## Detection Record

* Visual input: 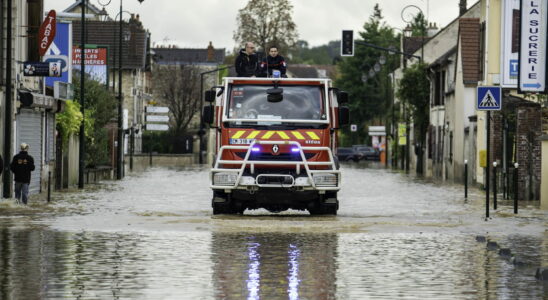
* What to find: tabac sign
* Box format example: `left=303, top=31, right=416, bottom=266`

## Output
left=518, top=0, right=548, bottom=93
left=39, top=10, right=56, bottom=57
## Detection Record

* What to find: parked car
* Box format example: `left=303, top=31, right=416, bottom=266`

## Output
left=353, top=145, right=380, bottom=161
left=336, top=147, right=363, bottom=162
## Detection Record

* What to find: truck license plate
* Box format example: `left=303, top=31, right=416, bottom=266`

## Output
left=229, top=138, right=255, bottom=145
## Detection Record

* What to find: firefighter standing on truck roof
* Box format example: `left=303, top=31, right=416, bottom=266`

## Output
left=235, top=42, right=259, bottom=77
left=259, top=45, right=287, bottom=78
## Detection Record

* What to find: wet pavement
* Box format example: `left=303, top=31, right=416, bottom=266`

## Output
left=0, top=162, right=547, bottom=299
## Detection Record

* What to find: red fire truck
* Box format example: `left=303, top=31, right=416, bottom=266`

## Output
left=202, top=77, right=349, bottom=215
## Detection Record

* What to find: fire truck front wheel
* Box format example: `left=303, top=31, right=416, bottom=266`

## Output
left=212, top=191, right=244, bottom=215
left=308, top=192, right=338, bottom=215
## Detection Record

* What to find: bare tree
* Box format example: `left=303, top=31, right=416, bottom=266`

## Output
left=233, top=0, right=298, bottom=54
left=153, top=64, right=201, bottom=135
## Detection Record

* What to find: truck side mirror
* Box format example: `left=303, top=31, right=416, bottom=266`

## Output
left=203, top=105, right=214, bottom=124
left=338, top=106, right=350, bottom=126
left=338, top=91, right=349, bottom=104
left=204, top=90, right=216, bottom=103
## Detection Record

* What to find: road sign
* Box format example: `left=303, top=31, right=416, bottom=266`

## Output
left=350, top=124, right=357, bottom=132
left=45, top=22, right=71, bottom=87
left=145, top=124, right=169, bottom=131
left=477, top=86, right=502, bottom=110
left=368, top=126, right=386, bottom=136
left=39, top=10, right=56, bottom=56
left=518, top=0, right=547, bottom=93
left=146, top=115, right=169, bottom=123
left=145, top=106, right=169, bottom=113
left=23, top=62, right=61, bottom=77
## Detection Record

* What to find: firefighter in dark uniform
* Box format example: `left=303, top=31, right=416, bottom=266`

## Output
left=235, top=42, right=259, bottom=77
left=259, top=45, right=287, bottom=78
left=10, top=143, right=35, bottom=205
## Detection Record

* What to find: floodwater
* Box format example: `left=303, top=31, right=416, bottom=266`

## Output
left=0, top=162, right=547, bottom=299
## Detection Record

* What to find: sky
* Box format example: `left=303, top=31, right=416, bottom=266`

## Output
left=44, top=0, right=475, bottom=52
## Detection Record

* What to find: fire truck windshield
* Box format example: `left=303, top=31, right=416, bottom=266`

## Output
left=227, top=85, right=326, bottom=123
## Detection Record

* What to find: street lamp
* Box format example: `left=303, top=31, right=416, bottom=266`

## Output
left=78, top=0, right=87, bottom=189
left=400, top=4, right=426, bottom=173
left=403, top=24, right=413, bottom=37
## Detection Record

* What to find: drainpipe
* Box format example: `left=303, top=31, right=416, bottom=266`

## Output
left=3, top=0, right=13, bottom=198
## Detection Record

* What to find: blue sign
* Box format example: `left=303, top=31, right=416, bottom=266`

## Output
left=45, top=22, right=72, bottom=87
left=477, top=86, right=501, bottom=111
left=509, top=59, right=518, bottom=77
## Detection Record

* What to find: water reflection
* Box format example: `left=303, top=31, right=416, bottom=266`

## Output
left=211, top=233, right=338, bottom=300
left=0, top=225, right=214, bottom=299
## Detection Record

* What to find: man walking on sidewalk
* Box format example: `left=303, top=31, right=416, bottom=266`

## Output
left=10, top=143, right=35, bottom=205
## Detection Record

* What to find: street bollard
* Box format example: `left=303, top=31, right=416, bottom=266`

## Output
left=514, top=162, right=519, bottom=214
left=493, top=162, right=497, bottom=210
left=47, top=171, right=51, bottom=203
left=464, top=160, right=468, bottom=199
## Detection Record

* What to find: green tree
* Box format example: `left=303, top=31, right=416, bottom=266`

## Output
left=233, top=0, right=298, bottom=54
left=397, top=62, right=430, bottom=174
left=410, top=11, right=428, bottom=37
left=290, top=40, right=341, bottom=65
left=335, top=4, right=400, bottom=145
left=72, top=73, right=117, bottom=167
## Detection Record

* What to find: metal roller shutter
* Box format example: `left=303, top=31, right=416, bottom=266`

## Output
left=16, top=110, right=43, bottom=195
left=46, top=113, right=55, bottom=162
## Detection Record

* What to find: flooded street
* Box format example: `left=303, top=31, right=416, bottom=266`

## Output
left=1, top=163, right=547, bottom=299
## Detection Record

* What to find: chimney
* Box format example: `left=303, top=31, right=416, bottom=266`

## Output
left=459, top=0, right=467, bottom=16
left=207, top=41, right=215, bottom=62
left=427, top=22, right=439, bottom=37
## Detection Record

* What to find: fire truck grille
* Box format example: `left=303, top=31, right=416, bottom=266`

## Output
left=235, top=152, right=316, bottom=161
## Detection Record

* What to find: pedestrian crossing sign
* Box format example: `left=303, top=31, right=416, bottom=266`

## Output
left=477, top=86, right=501, bottom=111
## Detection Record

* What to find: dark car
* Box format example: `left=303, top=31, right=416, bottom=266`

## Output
left=353, top=145, right=380, bottom=161
left=336, top=147, right=363, bottom=162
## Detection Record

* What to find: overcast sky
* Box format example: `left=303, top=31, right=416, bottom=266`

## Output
left=44, top=0, right=475, bottom=52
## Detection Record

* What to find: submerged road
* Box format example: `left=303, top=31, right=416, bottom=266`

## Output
left=0, top=162, right=547, bottom=299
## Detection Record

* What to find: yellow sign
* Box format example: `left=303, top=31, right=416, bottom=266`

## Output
left=398, top=123, right=406, bottom=146
left=479, top=150, right=487, bottom=168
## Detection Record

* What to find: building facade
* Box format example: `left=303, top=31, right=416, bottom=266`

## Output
left=2, top=0, right=66, bottom=198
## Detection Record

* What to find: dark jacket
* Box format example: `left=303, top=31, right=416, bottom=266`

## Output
left=235, top=49, right=259, bottom=77
left=259, top=55, right=287, bottom=77
left=10, top=151, right=35, bottom=184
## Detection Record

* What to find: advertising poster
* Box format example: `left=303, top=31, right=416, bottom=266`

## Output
left=398, top=123, right=407, bottom=146
left=72, top=46, right=108, bottom=84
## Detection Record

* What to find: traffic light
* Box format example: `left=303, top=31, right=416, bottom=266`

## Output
left=341, top=30, right=354, bottom=56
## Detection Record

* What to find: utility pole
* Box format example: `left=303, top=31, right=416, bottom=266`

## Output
left=78, top=0, right=87, bottom=189
left=117, top=0, right=124, bottom=179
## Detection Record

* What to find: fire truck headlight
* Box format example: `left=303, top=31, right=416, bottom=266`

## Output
left=213, top=172, right=238, bottom=185
left=313, top=174, right=338, bottom=186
